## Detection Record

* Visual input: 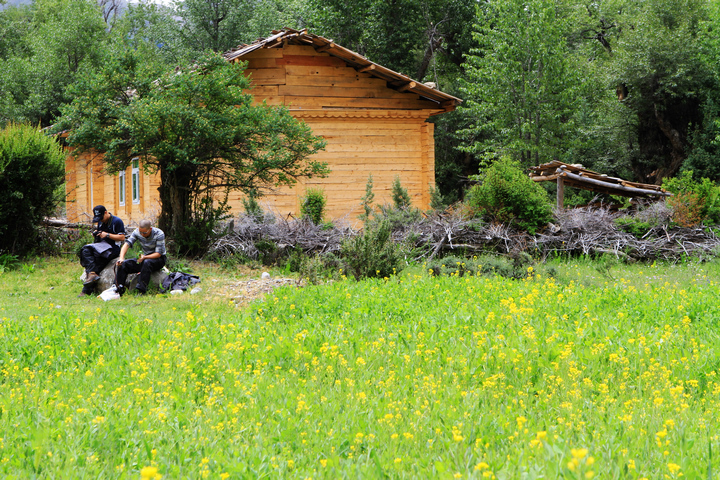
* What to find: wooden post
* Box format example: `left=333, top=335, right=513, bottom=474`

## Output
left=557, top=176, right=564, bottom=210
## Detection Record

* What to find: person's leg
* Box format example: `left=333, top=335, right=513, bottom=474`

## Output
left=94, top=255, right=111, bottom=275
left=116, top=259, right=141, bottom=295
left=136, top=257, right=164, bottom=293
left=79, top=246, right=96, bottom=275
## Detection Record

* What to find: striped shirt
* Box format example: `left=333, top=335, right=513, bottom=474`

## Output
left=125, top=227, right=166, bottom=256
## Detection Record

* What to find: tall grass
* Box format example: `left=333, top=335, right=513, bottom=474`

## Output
left=1, top=257, right=719, bottom=478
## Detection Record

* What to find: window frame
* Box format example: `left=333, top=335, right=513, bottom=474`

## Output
left=132, top=157, right=140, bottom=204
left=118, top=170, right=126, bottom=206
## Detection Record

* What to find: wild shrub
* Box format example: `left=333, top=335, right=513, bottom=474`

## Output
left=359, top=175, right=375, bottom=222
left=391, top=176, right=412, bottom=209
left=427, top=255, right=481, bottom=277
left=0, top=252, right=20, bottom=273
left=429, top=185, right=446, bottom=211
left=465, top=157, right=553, bottom=234
left=614, top=217, right=654, bottom=238
left=0, top=123, right=66, bottom=256
left=341, top=220, right=404, bottom=279
left=242, top=189, right=264, bottom=222
left=663, top=171, right=720, bottom=226
left=300, top=188, right=327, bottom=224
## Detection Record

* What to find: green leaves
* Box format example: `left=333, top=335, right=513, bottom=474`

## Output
left=0, top=123, right=65, bottom=255
left=460, top=0, right=583, bottom=166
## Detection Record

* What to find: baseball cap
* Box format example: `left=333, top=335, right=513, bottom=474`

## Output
left=92, top=205, right=107, bottom=223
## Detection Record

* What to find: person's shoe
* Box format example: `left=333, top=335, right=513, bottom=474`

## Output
left=77, top=292, right=89, bottom=297
left=83, top=272, right=100, bottom=285
left=134, top=289, right=147, bottom=296
left=117, top=285, right=125, bottom=296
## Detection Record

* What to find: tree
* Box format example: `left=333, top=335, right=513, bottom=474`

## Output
left=55, top=52, right=328, bottom=254
left=0, top=123, right=66, bottom=256
left=0, top=0, right=108, bottom=126
left=459, top=0, right=584, bottom=166
left=609, top=0, right=716, bottom=183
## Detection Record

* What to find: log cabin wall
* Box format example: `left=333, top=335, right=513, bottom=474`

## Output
left=65, top=149, right=161, bottom=225
left=227, top=44, right=442, bottom=221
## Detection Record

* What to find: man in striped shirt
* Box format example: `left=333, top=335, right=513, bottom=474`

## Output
left=115, top=219, right=167, bottom=295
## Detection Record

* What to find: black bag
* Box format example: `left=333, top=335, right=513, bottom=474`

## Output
left=161, top=272, right=201, bottom=293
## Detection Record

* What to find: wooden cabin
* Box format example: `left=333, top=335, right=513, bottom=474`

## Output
left=65, top=28, right=461, bottom=225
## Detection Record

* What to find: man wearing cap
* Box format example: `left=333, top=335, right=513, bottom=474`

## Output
left=115, top=219, right=166, bottom=295
left=77, top=205, right=126, bottom=297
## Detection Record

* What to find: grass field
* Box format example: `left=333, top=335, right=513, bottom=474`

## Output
left=1, top=256, right=720, bottom=479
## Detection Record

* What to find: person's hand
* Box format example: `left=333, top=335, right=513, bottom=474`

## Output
left=116, top=258, right=124, bottom=266
left=138, top=254, right=145, bottom=263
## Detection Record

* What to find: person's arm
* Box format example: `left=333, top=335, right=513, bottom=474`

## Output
left=138, top=252, right=161, bottom=263
left=101, top=217, right=126, bottom=243
left=116, top=242, right=131, bottom=265
left=101, top=231, right=125, bottom=242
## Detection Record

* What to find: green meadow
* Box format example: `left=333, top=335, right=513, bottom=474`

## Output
left=1, top=257, right=720, bottom=479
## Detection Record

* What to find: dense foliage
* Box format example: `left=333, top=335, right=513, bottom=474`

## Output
left=0, top=123, right=65, bottom=256
left=300, top=188, right=328, bottom=225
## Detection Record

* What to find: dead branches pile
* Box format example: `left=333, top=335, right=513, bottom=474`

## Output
left=399, top=207, right=720, bottom=262
left=207, top=207, right=720, bottom=263
left=208, top=214, right=355, bottom=260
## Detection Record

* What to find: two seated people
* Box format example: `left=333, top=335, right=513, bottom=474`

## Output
left=79, top=205, right=166, bottom=297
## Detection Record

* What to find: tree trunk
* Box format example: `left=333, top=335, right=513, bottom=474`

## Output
left=158, top=163, right=193, bottom=241
left=652, top=104, right=686, bottom=184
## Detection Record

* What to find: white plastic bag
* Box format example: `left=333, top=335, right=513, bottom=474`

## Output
left=98, top=284, right=121, bottom=301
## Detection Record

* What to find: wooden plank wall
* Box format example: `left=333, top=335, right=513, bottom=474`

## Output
left=66, top=152, right=161, bottom=226
left=240, top=45, right=439, bottom=110
left=227, top=44, right=438, bottom=221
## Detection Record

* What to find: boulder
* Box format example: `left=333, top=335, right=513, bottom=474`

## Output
left=80, top=259, right=168, bottom=294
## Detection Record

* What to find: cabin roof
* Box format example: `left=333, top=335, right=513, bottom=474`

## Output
left=224, top=28, right=462, bottom=113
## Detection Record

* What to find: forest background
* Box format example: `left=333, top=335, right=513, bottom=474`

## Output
left=2, top=0, right=720, bottom=206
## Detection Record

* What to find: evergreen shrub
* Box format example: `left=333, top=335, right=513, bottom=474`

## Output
left=662, top=171, right=720, bottom=226
left=300, top=188, right=327, bottom=224
left=465, top=157, right=552, bottom=234
left=341, top=220, right=404, bottom=280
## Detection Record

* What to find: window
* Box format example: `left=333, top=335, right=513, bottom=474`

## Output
left=119, top=171, right=126, bottom=206
left=132, top=158, right=140, bottom=204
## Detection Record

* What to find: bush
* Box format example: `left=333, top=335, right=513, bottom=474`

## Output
left=391, top=176, right=412, bottom=209
left=300, top=188, right=327, bottom=224
left=427, top=255, right=481, bottom=277
left=299, top=253, right=346, bottom=285
left=614, top=217, right=653, bottom=238
left=465, top=157, right=553, bottom=234
left=242, top=189, right=264, bottom=222
left=0, top=123, right=66, bottom=256
left=359, top=175, right=375, bottom=222
left=662, top=170, right=720, bottom=226
left=341, top=220, right=404, bottom=280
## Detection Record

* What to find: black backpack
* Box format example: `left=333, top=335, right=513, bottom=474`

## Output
left=160, top=272, right=200, bottom=293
